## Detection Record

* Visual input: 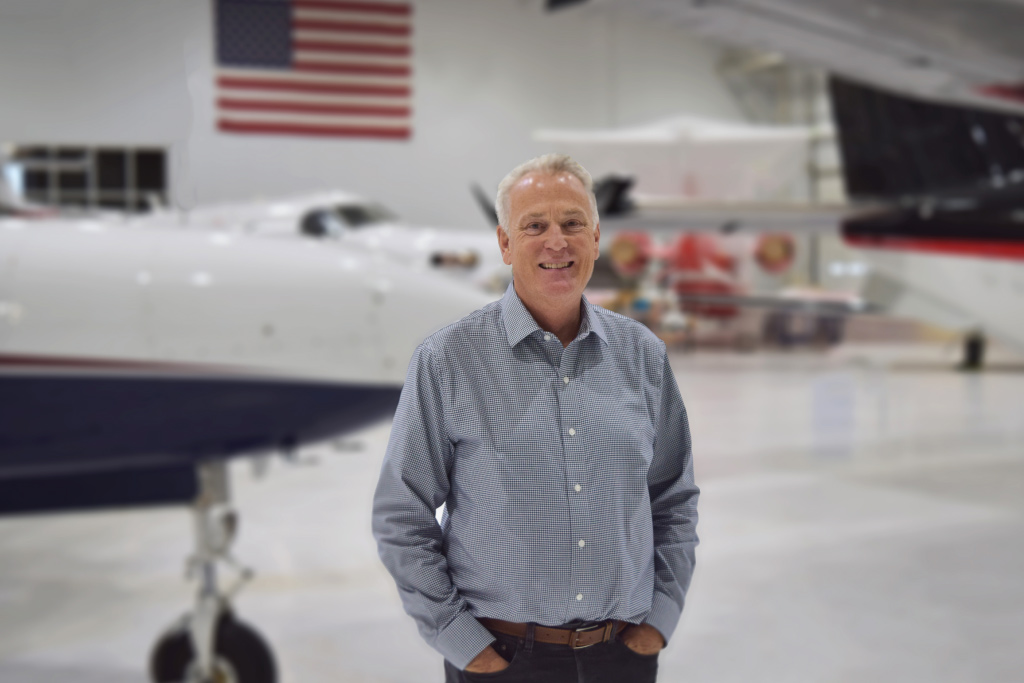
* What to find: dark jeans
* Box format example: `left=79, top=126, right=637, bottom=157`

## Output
left=444, top=628, right=659, bottom=683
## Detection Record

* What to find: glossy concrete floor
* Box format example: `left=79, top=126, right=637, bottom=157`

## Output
left=2, top=342, right=1023, bottom=683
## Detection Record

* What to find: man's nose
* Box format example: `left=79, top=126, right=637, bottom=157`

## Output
left=544, top=229, right=568, bottom=251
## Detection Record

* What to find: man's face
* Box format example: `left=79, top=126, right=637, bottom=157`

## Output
left=498, top=171, right=600, bottom=312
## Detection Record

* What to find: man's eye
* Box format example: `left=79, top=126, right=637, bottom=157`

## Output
left=565, top=220, right=583, bottom=230
left=525, top=223, right=544, bottom=233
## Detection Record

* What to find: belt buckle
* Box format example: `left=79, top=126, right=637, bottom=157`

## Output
left=568, top=622, right=604, bottom=649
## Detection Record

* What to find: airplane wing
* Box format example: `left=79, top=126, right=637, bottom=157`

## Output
left=601, top=198, right=854, bottom=235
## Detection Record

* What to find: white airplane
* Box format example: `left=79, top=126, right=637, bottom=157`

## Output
left=0, top=215, right=491, bottom=683
left=536, top=103, right=1024, bottom=367
left=136, top=191, right=512, bottom=295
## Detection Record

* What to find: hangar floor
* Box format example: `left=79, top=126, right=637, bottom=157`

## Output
left=1, top=342, right=1023, bottom=683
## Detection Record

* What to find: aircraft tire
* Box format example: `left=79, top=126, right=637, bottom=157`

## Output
left=149, top=610, right=277, bottom=683
left=961, top=332, right=986, bottom=371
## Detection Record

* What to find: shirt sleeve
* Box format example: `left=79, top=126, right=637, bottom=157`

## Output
left=643, top=344, right=700, bottom=643
left=371, top=342, right=496, bottom=670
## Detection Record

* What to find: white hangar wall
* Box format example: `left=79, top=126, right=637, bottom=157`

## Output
left=0, top=1, right=196, bottom=145
left=0, top=0, right=742, bottom=228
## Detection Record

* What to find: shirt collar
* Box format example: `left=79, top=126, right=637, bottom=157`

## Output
left=499, top=282, right=608, bottom=348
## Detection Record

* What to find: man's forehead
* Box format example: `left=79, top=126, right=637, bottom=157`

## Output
left=513, top=171, right=584, bottom=192
left=509, top=172, right=592, bottom=218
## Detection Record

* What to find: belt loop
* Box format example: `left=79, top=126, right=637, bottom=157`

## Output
left=609, top=621, right=622, bottom=641
left=524, top=623, right=535, bottom=654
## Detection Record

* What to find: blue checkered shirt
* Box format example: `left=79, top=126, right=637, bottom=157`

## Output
left=372, top=284, right=699, bottom=669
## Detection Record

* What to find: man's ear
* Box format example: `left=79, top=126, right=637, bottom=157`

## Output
left=593, top=223, right=601, bottom=259
left=497, top=226, right=513, bottom=266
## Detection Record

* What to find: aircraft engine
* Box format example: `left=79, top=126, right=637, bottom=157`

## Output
left=754, top=233, right=796, bottom=273
left=607, top=231, right=654, bottom=279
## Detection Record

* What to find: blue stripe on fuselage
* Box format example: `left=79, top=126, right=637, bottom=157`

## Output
left=0, top=373, right=401, bottom=475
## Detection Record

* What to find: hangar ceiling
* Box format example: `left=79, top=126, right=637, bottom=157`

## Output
left=572, top=0, right=1024, bottom=113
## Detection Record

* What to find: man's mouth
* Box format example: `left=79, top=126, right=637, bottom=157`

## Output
left=539, top=261, right=573, bottom=270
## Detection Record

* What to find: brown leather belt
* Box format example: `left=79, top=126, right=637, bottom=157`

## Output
left=479, top=618, right=626, bottom=649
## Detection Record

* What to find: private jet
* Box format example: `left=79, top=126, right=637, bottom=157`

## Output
left=0, top=215, right=491, bottom=683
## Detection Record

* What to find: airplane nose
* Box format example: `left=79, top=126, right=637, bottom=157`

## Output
left=370, top=267, right=493, bottom=380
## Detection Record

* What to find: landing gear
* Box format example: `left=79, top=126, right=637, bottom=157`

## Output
left=149, top=461, right=276, bottom=683
left=961, top=331, right=986, bottom=371
left=150, top=610, right=275, bottom=683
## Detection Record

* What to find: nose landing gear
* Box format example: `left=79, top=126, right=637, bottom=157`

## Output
left=149, top=461, right=277, bottom=683
left=150, top=609, right=275, bottom=683
left=960, top=331, right=986, bottom=371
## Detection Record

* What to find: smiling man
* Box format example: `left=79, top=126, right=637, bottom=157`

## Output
left=372, top=154, right=699, bottom=682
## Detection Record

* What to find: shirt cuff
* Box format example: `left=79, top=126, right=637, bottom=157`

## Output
left=434, top=611, right=497, bottom=670
left=644, top=590, right=683, bottom=644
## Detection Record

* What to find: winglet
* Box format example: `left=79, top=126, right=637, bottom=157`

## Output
left=470, top=183, right=499, bottom=229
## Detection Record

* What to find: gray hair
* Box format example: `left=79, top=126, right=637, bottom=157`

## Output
left=495, top=153, right=599, bottom=233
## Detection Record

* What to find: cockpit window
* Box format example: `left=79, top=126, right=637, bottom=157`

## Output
left=300, top=210, right=345, bottom=238
left=299, top=203, right=398, bottom=238
left=336, top=203, right=397, bottom=227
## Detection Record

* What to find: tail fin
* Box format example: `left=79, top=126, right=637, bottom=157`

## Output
left=829, top=77, right=1024, bottom=201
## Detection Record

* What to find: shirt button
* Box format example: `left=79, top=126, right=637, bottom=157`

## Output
left=544, top=334, right=551, bottom=341
left=568, top=428, right=576, bottom=436
left=578, top=540, right=586, bottom=548
left=576, top=593, right=583, bottom=601
left=563, top=376, right=570, bottom=384
left=574, top=484, right=581, bottom=492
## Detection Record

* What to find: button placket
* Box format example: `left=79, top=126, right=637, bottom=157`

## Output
left=560, top=341, right=590, bottom=620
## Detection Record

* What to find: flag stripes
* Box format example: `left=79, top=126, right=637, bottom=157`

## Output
left=215, top=0, right=412, bottom=139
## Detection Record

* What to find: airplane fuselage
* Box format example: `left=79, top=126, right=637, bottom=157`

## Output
left=0, top=217, right=489, bottom=478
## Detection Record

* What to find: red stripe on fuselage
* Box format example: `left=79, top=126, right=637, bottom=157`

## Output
left=844, top=234, right=1024, bottom=261
left=977, top=83, right=1024, bottom=106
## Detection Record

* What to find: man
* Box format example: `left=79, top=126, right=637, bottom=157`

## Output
left=372, top=154, right=699, bottom=682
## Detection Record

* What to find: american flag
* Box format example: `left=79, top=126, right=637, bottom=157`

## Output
left=215, top=0, right=412, bottom=140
